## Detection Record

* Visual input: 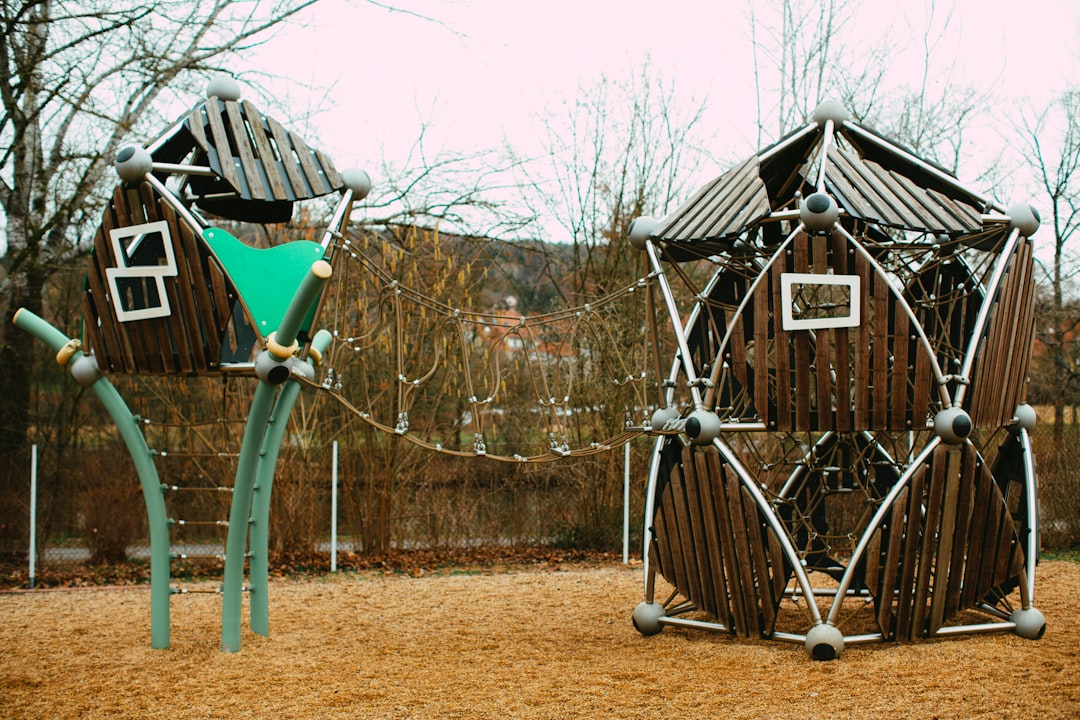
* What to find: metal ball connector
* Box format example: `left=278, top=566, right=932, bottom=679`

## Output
left=115, top=146, right=153, bottom=184
left=805, top=623, right=844, bottom=660
left=254, top=351, right=291, bottom=386
left=206, top=73, right=242, bottom=101
left=628, top=216, right=659, bottom=250
left=685, top=408, right=721, bottom=445
left=69, top=354, right=101, bottom=388
left=650, top=406, right=681, bottom=432
left=340, top=168, right=373, bottom=200
left=1010, top=607, right=1046, bottom=640
left=1012, top=403, right=1037, bottom=433
left=632, top=601, right=666, bottom=636
left=800, top=192, right=839, bottom=233
left=933, top=407, right=972, bottom=445
left=1007, top=202, right=1041, bottom=237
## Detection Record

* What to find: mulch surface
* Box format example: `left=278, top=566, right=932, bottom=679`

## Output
left=1, top=559, right=1077, bottom=719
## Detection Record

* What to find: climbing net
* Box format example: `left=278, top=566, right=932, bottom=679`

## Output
left=309, top=227, right=665, bottom=462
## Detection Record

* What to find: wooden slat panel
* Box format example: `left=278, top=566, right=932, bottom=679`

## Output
left=854, top=251, right=872, bottom=428
left=812, top=235, right=834, bottom=431
left=891, top=299, right=910, bottom=429
left=876, top=486, right=909, bottom=636
left=742, top=485, right=776, bottom=634
left=753, top=274, right=771, bottom=428
left=912, top=336, right=933, bottom=429
left=913, top=449, right=947, bottom=636
left=724, top=462, right=759, bottom=638
left=668, top=461, right=700, bottom=608
left=832, top=232, right=853, bottom=431
left=225, top=100, right=268, bottom=200
left=242, top=100, right=289, bottom=200
left=894, top=464, right=925, bottom=640
left=959, top=451, right=993, bottom=608
left=929, top=446, right=963, bottom=632
left=792, top=235, right=812, bottom=429
left=291, top=127, right=331, bottom=195
left=697, top=450, right=733, bottom=626
left=728, top=311, right=749, bottom=403
left=266, top=116, right=312, bottom=198
left=871, top=269, right=890, bottom=427
left=943, top=443, right=976, bottom=616
left=204, top=97, right=242, bottom=193
left=682, top=451, right=716, bottom=616
left=773, top=260, right=792, bottom=432
left=712, top=458, right=749, bottom=635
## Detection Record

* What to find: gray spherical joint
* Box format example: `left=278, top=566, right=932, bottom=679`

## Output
left=650, top=406, right=680, bottom=432
left=1007, top=202, right=1041, bottom=237
left=1012, top=403, right=1037, bottom=432
left=69, top=354, right=101, bottom=388
left=933, top=407, right=972, bottom=445
left=341, top=168, right=373, bottom=199
left=206, top=73, right=242, bottom=101
left=254, top=351, right=292, bottom=386
left=805, top=623, right=844, bottom=661
left=800, top=192, right=839, bottom=233
left=115, top=146, right=153, bottom=184
left=685, top=408, right=721, bottom=445
left=628, top=216, right=659, bottom=250
left=1010, top=607, right=1046, bottom=640
left=632, top=601, right=666, bottom=636
left=812, top=99, right=850, bottom=125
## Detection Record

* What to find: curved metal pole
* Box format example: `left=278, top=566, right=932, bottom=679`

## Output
left=13, top=309, right=172, bottom=649
left=640, top=435, right=668, bottom=600
left=221, top=261, right=333, bottom=653
left=1019, top=427, right=1039, bottom=606
left=711, top=437, right=825, bottom=627
left=644, top=240, right=704, bottom=407
left=825, top=437, right=942, bottom=626
left=248, top=330, right=333, bottom=636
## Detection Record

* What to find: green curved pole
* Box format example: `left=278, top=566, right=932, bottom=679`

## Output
left=13, top=309, right=172, bottom=648
left=249, top=330, right=333, bottom=636
left=221, top=261, right=332, bottom=652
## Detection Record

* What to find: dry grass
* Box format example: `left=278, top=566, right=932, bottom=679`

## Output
left=1, top=560, right=1078, bottom=719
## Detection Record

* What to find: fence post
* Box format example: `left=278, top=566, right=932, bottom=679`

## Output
left=623, top=441, right=630, bottom=564
left=331, top=440, right=338, bottom=572
left=29, top=444, right=37, bottom=589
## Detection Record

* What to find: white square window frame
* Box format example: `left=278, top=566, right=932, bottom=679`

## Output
left=780, top=272, right=861, bottom=331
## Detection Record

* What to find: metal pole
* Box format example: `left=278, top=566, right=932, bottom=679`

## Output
left=29, top=444, right=37, bottom=589
left=622, top=442, right=630, bottom=564
left=331, top=440, right=338, bottom=572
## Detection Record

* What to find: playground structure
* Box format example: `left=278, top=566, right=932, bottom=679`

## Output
left=15, top=75, right=371, bottom=652
left=629, top=100, right=1045, bottom=658
left=13, top=75, right=1047, bottom=661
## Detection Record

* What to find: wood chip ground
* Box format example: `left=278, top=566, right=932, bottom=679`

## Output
left=1, top=560, right=1077, bottom=718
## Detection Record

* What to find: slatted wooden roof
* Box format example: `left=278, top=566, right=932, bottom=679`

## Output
left=150, top=95, right=343, bottom=223
left=652, top=115, right=994, bottom=255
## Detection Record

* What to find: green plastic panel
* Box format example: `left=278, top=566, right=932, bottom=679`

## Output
left=203, top=228, right=325, bottom=338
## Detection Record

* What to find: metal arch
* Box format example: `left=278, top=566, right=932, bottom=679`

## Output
left=825, top=437, right=942, bottom=626
left=711, top=436, right=826, bottom=627
left=833, top=223, right=953, bottom=409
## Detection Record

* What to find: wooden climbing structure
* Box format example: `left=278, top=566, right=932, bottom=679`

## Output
left=631, top=100, right=1045, bottom=659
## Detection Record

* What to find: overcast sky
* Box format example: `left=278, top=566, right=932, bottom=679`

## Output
left=249, top=0, right=1079, bottom=184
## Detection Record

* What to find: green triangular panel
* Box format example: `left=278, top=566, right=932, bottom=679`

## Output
left=202, top=228, right=325, bottom=338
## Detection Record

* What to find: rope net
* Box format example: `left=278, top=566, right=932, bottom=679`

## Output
left=312, top=227, right=664, bottom=462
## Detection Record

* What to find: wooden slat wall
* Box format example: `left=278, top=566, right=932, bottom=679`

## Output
left=866, top=443, right=1023, bottom=640
left=82, top=181, right=236, bottom=375
left=650, top=446, right=790, bottom=638
left=968, top=238, right=1036, bottom=428
left=729, top=232, right=934, bottom=431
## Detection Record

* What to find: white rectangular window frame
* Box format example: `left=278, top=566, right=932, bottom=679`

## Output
left=780, top=272, right=861, bottom=331
left=105, top=220, right=179, bottom=322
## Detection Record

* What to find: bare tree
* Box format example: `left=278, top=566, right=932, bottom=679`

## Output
left=1020, top=89, right=1080, bottom=445
left=0, top=0, right=324, bottom=462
